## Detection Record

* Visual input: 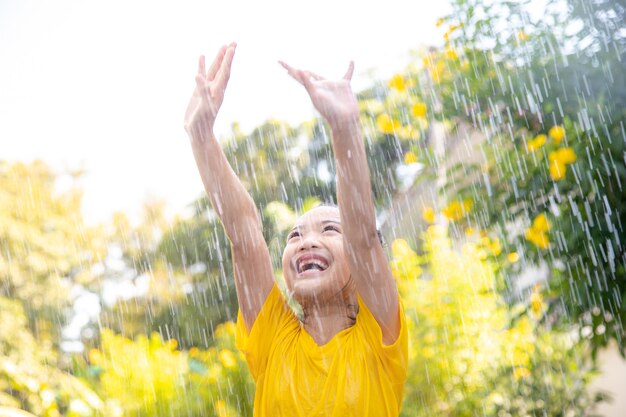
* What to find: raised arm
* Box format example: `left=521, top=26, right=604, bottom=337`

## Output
left=279, top=61, right=400, bottom=343
left=185, top=44, right=274, bottom=331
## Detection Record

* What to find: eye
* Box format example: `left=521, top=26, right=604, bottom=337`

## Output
left=323, top=225, right=341, bottom=233
left=287, top=230, right=300, bottom=240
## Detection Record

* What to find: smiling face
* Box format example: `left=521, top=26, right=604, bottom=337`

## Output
left=281, top=206, right=354, bottom=307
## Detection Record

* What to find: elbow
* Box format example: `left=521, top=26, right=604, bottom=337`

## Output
left=347, top=227, right=383, bottom=251
left=229, top=214, right=264, bottom=249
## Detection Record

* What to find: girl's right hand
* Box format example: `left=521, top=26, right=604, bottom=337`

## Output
left=184, top=43, right=236, bottom=140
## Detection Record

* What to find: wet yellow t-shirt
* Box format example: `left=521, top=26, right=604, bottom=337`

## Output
left=236, top=284, right=408, bottom=417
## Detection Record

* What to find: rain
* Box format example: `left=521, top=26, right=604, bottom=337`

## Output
left=0, top=0, right=624, bottom=416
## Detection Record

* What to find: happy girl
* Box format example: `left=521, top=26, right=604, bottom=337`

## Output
left=184, top=43, right=408, bottom=417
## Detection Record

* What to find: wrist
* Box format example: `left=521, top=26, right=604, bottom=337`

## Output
left=329, top=113, right=360, bottom=135
left=187, top=124, right=216, bottom=145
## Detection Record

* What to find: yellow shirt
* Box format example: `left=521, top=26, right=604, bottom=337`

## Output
left=236, top=284, right=408, bottom=417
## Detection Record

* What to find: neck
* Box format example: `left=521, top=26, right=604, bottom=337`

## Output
left=301, top=295, right=358, bottom=346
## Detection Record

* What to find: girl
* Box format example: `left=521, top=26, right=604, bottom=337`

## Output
left=184, top=43, right=408, bottom=417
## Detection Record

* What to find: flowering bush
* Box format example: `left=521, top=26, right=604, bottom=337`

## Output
left=392, top=225, right=599, bottom=416
left=79, top=322, right=253, bottom=417
left=427, top=0, right=625, bottom=354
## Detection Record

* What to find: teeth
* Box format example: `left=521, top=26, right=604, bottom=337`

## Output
left=297, top=258, right=328, bottom=273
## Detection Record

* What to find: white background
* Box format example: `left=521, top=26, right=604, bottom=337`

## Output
left=0, top=0, right=449, bottom=225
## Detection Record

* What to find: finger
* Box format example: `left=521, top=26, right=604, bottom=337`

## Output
left=305, top=70, right=324, bottom=81
left=198, top=55, right=206, bottom=76
left=279, top=61, right=307, bottom=85
left=278, top=60, right=295, bottom=72
left=214, top=43, right=236, bottom=90
left=281, top=61, right=324, bottom=82
left=207, top=45, right=228, bottom=80
left=301, top=72, right=316, bottom=91
left=195, top=73, right=207, bottom=93
left=343, top=61, right=355, bottom=80
left=278, top=61, right=299, bottom=79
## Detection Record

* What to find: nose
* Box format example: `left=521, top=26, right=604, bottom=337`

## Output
left=297, top=232, right=321, bottom=251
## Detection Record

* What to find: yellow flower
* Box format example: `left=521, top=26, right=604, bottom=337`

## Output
left=517, top=31, right=529, bottom=42
left=548, top=147, right=576, bottom=181
left=398, top=125, right=420, bottom=141
left=219, top=349, right=237, bottom=369
left=388, top=74, right=406, bottom=92
left=391, top=239, right=415, bottom=259
left=376, top=113, right=400, bottom=134
left=214, top=400, right=230, bottom=417
left=513, top=366, right=531, bottom=380
left=207, top=363, right=221, bottom=383
left=556, top=147, right=576, bottom=164
left=532, top=213, right=550, bottom=233
left=525, top=228, right=549, bottom=249
left=390, top=239, right=422, bottom=281
left=507, top=252, right=519, bottom=263
left=527, top=134, right=546, bottom=152
left=549, top=160, right=566, bottom=180
left=166, top=338, right=178, bottom=350
left=88, top=349, right=103, bottom=365
left=214, top=321, right=236, bottom=340
left=526, top=214, right=551, bottom=249
left=223, top=321, right=236, bottom=335
left=442, top=199, right=472, bottom=221
left=465, top=227, right=475, bottom=236
left=422, top=54, right=434, bottom=69
left=411, top=102, right=427, bottom=119
left=549, top=125, right=565, bottom=144
left=516, top=316, right=533, bottom=336
left=188, top=347, right=200, bottom=357
left=445, top=47, right=458, bottom=60
left=435, top=17, right=445, bottom=27
left=404, top=151, right=418, bottom=165
left=529, top=287, right=544, bottom=317
left=422, top=346, right=435, bottom=358
left=422, top=206, right=436, bottom=224
left=489, top=238, right=502, bottom=256
left=430, top=61, right=447, bottom=83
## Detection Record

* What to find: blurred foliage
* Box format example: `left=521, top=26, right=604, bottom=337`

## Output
left=1, top=147, right=607, bottom=416
left=0, top=297, right=105, bottom=417
left=0, top=160, right=105, bottom=340
left=223, top=120, right=333, bottom=208
left=76, top=322, right=253, bottom=417
left=393, top=224, right=602, bottom=416
left=0, top=161, right=107, bottom=416
left=152, top=205, right=239, bottom=348
left=411, top=0, right=626, bottom=355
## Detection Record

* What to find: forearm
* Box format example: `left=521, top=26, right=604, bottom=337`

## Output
left=330, top=118, right=379, bottom=246
left=189, top=131, right=263, bottom=248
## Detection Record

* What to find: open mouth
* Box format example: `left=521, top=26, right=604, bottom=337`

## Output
left=296, top=255, right=329, bottom=274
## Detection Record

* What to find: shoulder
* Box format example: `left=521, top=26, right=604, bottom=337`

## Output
left=235, top=283, right=299, bottom=380
left=237, top=283, right=295, bottom=343
left=355, top=294, right=408, bottom=357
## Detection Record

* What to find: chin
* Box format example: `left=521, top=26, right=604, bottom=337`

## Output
left=288, top=276, right=344, bottom=306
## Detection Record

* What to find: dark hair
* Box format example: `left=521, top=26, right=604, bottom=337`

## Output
left=310, top=203, right=384, bottom=246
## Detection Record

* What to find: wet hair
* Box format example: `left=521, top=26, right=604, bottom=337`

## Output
left=307, top=203, right=385, bottom=246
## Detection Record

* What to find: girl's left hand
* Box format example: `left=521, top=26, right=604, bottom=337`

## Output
left=279, top=61, right=359, bottom=130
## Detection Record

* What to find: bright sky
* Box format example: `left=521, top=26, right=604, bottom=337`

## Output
left=0, top=0, right=449, bottom=226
